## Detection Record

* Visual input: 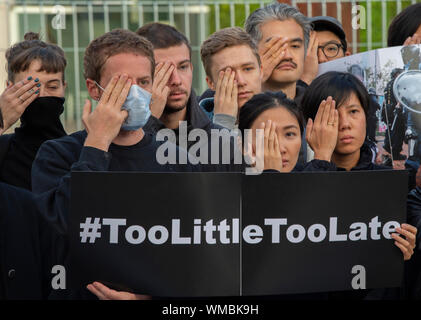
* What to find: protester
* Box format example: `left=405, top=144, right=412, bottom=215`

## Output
left=310, top=16, right=350, bottom=64
left=238, top=91, right=304, bottom=173
left=31, top=29, right=198, bottom=299
left=136, top=24, right=219, bottom=142
left=198, top=27, right=262, bottom=130
left=387, top=3, right=421, bottom=47
left=0, top=32, right=67, bottom=190
left=244, top=2, right=311, bottom=104
left=136, top=23, right=240, bottom=171
left=301, top=71, right=418, bottom=299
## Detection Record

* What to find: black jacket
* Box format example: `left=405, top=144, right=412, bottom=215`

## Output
left=145, top=90, right=242, bottom=172
left=0, top=182, right=57, bottom=299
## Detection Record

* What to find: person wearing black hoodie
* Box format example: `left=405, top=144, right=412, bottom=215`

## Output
left=301, top=71, right=419, bottom=299
left=0, top=32, right=67, bottom=190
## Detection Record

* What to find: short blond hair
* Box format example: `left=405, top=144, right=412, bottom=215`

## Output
left=200, top=27, right=261, bottom=81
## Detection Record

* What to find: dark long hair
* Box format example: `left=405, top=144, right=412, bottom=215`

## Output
left=239, top=91, right=304, bottom=135
left=301, top=71, right=370, bottom=122
left=387, top=3, right=421, bottom=47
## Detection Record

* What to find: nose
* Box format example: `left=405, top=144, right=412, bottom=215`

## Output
left=283, top=45, right=293, bottom=60
left=317, top=48, right=328, bottom=63
left=338, top=113, right=351, bottom=131
left=235, top=71, right=246, bottom=87
left=169, top=67, right=181, bottom=86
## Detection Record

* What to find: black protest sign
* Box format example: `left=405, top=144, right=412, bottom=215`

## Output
left=69, top=171, right=407, bottom=297
left=242, top=170, right=407, bottom=295
left=69, top=172, right=241, bottom=297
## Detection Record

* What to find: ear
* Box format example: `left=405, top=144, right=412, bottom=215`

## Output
left=63, top=80, right=67, bottom=91
left=345, top=51, right=351, bottom=56
left=86, top=78, right=101, bottom=101
left=205, top=76, right=215, bottom=91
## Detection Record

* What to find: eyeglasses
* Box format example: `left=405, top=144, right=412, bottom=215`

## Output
left=318, top=42, right=344, bottom=59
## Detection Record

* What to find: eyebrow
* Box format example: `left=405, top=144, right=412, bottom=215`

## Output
left=136, top=76, right=152, bottom=82
left=217, top=62, right=257, bottom=74
left=289, top=38, right=303, bottom=44
left=46, top=79, right=61, bottom=84
left=282, top=125, right=299, bottom=130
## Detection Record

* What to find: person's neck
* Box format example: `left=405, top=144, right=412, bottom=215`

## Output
left=262, top=81, right=296, bottom=100
left=160, top=107, right=187, bottom=130
left=331, top=149, right=361, bottom=171
left=112, top=128, right=145, bottom=146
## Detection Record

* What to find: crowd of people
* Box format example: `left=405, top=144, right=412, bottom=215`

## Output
left=1, top=1, right=421, bottom=300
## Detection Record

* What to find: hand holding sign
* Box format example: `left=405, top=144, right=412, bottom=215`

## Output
left=87, top=281, right=150, bottom=300
left=392, top=223, right=417, bottom=260
left=306, top=96, right=338, bottom=162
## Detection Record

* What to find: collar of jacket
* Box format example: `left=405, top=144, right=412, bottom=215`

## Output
left=185, top=89, right=213, bottom=130
left=337, top=141, right=386, bottom=171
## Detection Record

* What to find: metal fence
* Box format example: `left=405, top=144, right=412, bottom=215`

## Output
left=2, top=0, right=419, bottom=132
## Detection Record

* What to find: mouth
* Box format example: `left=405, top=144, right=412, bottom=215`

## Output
left=282, top=160, right=289, bottom=167
left=238, top=91, right=252, bottom=99
left=275, top=62, right=296, bottom=70
left=340, top=135, right=354, bottom=143
left=169, top=91, right=186, bottom=99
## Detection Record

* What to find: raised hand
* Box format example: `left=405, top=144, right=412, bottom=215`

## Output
left=301, top=31, right=319, bottom=85
left=214, top=68, right=238, bottom=118
left=403, top=34, right=421, bottom=46
left=0, top=77, right=40, bottom=134
left=259, top=36, right=289, bottom=83
left=83, top=74, right=131, bottom=151
left=263, top=120, right=282, bottom=172
left=150, top=62, right=174, bottom=118
left=306, top=96, right=339, bottom=161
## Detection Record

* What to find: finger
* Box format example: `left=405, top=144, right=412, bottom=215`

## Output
left=220, top=69, right=231, bottom=100
left=155, top=63, right=173, bottom=89
left=14, top=79, right=39, bottom=98
left=314, top=100, right=326, bottom=126
left=269, top=43, right=288, bottom=67
left=403, top=36, right=412, bottom=46
left=154, top=62, right=164, bottom=74
left=20, top=89, right=40, bottom=109
left=396, top=226, right=416, bottom=241
left=120, top=109, right=129, bottom=122
left=108, top=74, right=129, bottom=107
left=264, top=120, right=271, bottom=153
left=8, top=77, right=32, bottom=94
left=226, top=70, right=235, bottom=101
left=261, top=36, right=280, bottom=55
left=269, top=121, right=277, bottom=153
left=328, top=99, right=336, bottom=126
left=82, top=99, right=92, bottom=118
left=215, top=71, right=224, bottom=98
left=401, top=223, right=418, bottom=235
left=232, top=79, right=238, bottom=102
left=87, top=283, right=108, bottom=300
left=158, top=65, right=174, bottom=90
left=265, top=37, right=288, bottom=61
left=274, top=132, right=281, bottom=160
left=101, top=75, right=119, bottom=104
left=333, top=108, right=338, bottom=127
left=320, top=96, right=332, bottom=125
left=115, top=78, right=132, bottom=110
left=306, top=118, right=313, bottom=142
left=17, top=85, right=40, bottom=104
left=391, top=233, right=410, bottom=248
left=394, top=241, right=410, bottom=260
left=93, top=282, right=126, bottom=300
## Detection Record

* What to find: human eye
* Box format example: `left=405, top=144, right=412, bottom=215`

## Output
left=285, top=131, right=297, bottom=138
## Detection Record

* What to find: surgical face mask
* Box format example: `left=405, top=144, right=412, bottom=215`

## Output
left=95, top=81, right=152, bottom=131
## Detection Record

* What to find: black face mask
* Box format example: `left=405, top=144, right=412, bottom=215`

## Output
left=20, top=96, right=65, bottom=129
